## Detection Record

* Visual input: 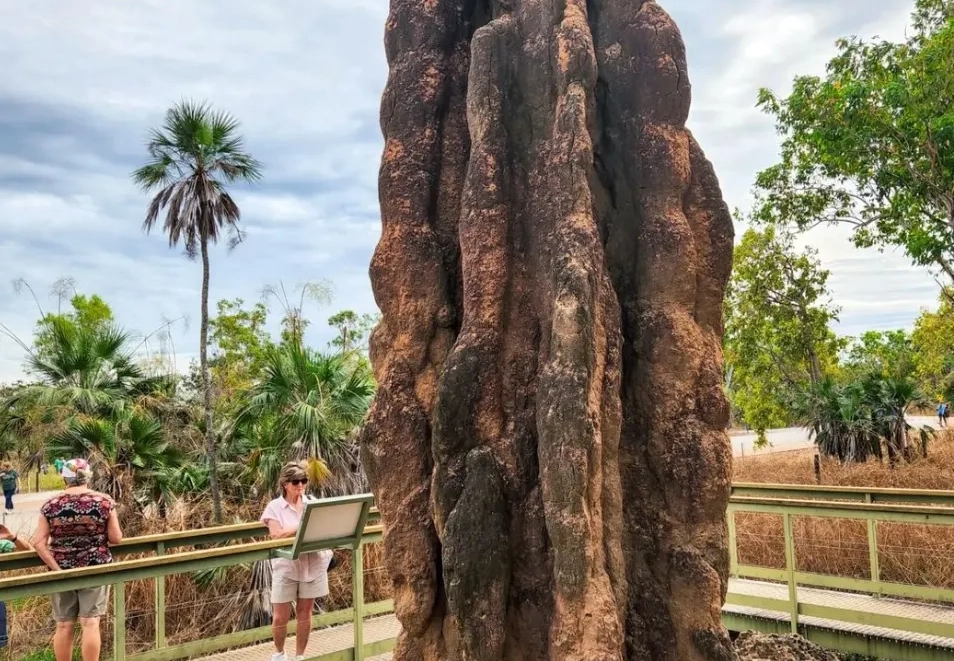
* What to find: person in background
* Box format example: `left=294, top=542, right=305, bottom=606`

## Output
left=944, top=402, right=950, bottom=428
left=0, top=462, right=19, bottom=512
left=32, top=459, right=123, bottom=661
left=0, top=523, right=31, bottom=650
left=940, top=402, right=949, bottom=428
left=261, top=462, right=333, bottom=661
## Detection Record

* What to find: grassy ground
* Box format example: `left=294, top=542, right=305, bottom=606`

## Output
left=16, top=470, right=63, bottom=493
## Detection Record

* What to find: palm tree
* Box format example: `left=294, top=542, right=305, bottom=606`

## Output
left=133, top=100, right=262, bottom=523
left=794, top=378, right=881, bottom=463
left=234, top=343, right=374, bottom=497
left=863, top=375, right=934, bottom=462
left=49, top=411, right=183, bottom=506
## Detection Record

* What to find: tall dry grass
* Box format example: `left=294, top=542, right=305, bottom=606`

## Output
left=1, top=496, right=392, bottom=660
left=733, top=429, right=954, bottom=591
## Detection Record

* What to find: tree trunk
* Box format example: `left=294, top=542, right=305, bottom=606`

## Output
left=361, top=1, right=734, bottom=660
left=807, top=347, right=822, bottom=385
left=200, top=237, right=223, bottom=524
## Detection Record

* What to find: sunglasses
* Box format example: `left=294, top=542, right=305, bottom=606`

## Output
left=288, top=478, right=308, bottom=486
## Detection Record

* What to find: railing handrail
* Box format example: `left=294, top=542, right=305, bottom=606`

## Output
left=728, top=489, right=954, bottom=644
left=0, top=523, right=384, bottom=599
left=0, top=507, right=382, bottom=571
left=731, top=482, right=954, bottom=505
left=729, top=495, right=954, bottom=520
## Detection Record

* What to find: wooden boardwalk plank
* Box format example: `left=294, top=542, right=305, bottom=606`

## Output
left=726, top=578, right=954, bottom=648
left=195, top=614, right=399, bottom=660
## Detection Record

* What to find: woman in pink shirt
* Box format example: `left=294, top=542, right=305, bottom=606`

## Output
left=260, top=462, right=333, bottom=661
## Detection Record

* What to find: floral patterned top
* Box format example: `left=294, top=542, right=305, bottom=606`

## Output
left=40, top=492, right=114, bottom=569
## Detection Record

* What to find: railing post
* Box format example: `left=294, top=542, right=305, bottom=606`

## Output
left=727, top=507, right=738, bottom=576
left=155, top=541, right=166, bottom=648
left=865, top=494, right=881, bottom=595
left=113, top=581, right=126, bottom=661
left=353, top=544, right=365, bottom=661
left=782, top=513, right=798, bottom=634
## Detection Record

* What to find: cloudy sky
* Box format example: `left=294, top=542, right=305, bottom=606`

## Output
left=0, top=0, right=940, bottom=382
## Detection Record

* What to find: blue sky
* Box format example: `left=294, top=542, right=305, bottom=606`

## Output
left=0, top=0, right=941, bottom=382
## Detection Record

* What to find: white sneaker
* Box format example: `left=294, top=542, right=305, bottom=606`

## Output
left=270, top=653, right=286, bottom=661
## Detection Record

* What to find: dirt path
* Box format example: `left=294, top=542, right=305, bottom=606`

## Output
left=2, top=490, right=57, bottom=539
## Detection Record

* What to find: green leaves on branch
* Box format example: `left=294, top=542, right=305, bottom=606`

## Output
left=753, top=0, right=954, bottom=286
left=724, top=226, right=843, bottom=441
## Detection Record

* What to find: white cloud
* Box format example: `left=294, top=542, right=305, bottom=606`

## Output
left=0, top=0, right=938, bottom=381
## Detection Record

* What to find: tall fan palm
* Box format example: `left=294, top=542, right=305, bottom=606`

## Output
left=3, top=318, right=170, bottom=429
left=133, top=100, right=262, bottom=523
left=49, top=411, right=182, bottom=506
left=234, top=343, right=374, bottom=496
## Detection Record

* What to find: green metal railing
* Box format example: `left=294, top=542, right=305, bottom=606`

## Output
left=9, top=484, right=954, bottom=660
left=731, top=482, right=954, bottom=507
left=727, top=485, right=954, bottom=658
left=0, top=510, right=391, bottom=661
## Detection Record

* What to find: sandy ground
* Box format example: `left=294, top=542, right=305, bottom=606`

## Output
left=731, top=416, right=942, bottom=457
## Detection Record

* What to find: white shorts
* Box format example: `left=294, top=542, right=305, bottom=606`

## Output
left=271, top=574, right=326, bottom=604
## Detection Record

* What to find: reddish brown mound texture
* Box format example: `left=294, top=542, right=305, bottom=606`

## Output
left=361, top=1, right=735, bottom=659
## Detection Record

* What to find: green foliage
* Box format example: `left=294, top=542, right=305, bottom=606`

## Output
left=725, top=226, right=843, bottom=440
left=842, top=330, right=916, bottom=381
left=911, top=290, right=954, bottom=400
left=753, top=0, right=954, bottom=286
left=132, top=100, right=263, bottom=255
left=328, top=310, right=379, bottom=353
left=210, top=298, right=271, bottom=370
left=795, top=374, right=934, bottom=462
left=233, top=341, right=374, bottom=497
left=206, top=298, right=274, bottom=414
left=1, top=307, right=185, bottom=506
left=33, top=294, right=113, bottom=361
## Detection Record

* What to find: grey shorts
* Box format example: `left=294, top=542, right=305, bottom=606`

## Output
left=51, top=587, right=110, bottom=621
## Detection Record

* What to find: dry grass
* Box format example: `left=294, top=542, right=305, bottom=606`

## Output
left=734, top=429, right=954, bottom=590
left=1, top=497, right=392, bottom=661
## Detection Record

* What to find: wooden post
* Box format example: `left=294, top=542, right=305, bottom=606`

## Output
left=727, top=509, right=738, bottom=576
left=813, top=454, right=821, bottom=485
left=113, top=581, right=126, bottom=661
left=782, top=513, right=798, bottom=634
left=353, top=544, right=365, bottom=661
left=865, top=494, right=881, bottom=596
left=155, top=541, right=166, bottom=648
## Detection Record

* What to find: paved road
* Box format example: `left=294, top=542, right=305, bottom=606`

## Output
left=732, top=416, right=943, bottom=457
left=1, top=490, right=56, bottom=539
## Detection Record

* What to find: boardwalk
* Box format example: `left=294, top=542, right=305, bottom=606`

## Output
left=190, top=578, right=954, bottom=660
left=196, top=614, right=399, bottom=661
left=725, top=578, right=954, bottom=650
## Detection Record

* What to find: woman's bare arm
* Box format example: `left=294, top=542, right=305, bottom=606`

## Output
left=31, top=516, right=60, bottom=571
left=106, top=509, right=123, bottom=545
left=0, top=524, right=31, bottom=551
